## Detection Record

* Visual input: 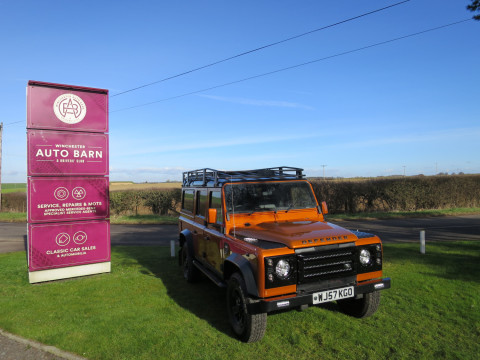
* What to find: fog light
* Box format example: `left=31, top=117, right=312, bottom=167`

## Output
left=359, top=249, right=371, bottom=266
left=376, top=258, right=382, bottom=265
left=376, top=244, right=381, bottom=252
left=268, top=273, right=274, bottom=282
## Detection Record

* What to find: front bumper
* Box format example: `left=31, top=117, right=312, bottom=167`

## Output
left=248, top=277, right=391, bottom=314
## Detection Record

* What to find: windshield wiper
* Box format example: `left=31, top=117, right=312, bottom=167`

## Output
left=248, top=205, right=277, bottom=215
left=285, top=202, right=297, bottom=213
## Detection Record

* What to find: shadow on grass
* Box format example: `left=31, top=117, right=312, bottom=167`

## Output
left=113, top=246, right=234, bottom=338
left=384, top=241, right=480, bottom=283
left=113, top=245, right=350, bottom=342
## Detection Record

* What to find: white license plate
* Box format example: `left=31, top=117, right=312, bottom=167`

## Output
left=312, top=286, right=354, bottom=304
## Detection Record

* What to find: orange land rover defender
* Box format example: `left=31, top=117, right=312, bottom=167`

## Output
left=178, top=167, right=390, bottom=342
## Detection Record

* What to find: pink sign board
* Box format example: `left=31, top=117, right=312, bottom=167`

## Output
left=28, top=177, right=109, bottom=223
left=28, top=220, right=111, bottom=271
left=27, top=80, right=110, bottom=283
left=27, top=129, right=108, bottom=176
left=27, top=81, right=108, bottom=133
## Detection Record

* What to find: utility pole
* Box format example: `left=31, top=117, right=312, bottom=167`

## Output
left=0, top=122, right=3, bottom=211
left=403, top=165, right=406, bottom=177
left=321, top=165, right=327, bottom=180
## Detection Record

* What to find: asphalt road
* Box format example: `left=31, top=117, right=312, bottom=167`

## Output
left=0, top=223, right=178, bottom=253
left=1, top=215, right=479, bottom=254
left=330, top=214, right=480, bottom=243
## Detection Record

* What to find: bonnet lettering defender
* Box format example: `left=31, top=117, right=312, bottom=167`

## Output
left=178, top=167, right=390, bottom=342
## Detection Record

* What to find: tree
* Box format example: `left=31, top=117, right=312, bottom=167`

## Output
left=468, top=0, right=480, bottom=20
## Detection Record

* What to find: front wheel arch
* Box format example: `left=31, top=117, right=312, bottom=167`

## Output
left=224, top=253, right=259, bottom=297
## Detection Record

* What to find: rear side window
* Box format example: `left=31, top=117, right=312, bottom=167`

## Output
left=210, top=191, right=223, bottom=223
left=182, top=190, right=195, bottom=212
left=196, top=190, right=207, bottom=217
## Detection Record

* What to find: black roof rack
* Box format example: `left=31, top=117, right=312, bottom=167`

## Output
left=183, top=167, right=305, bottom=187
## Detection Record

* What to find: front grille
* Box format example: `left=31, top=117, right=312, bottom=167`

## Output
left=297, top=245, right=356, bottom=284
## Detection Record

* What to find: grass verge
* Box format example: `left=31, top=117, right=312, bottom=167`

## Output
left=327, top=207, right=480, bottom=221
left=0, top=242, right=479, bottom=360
left=0, top=213, right=178, bottom=224
left=0, top=212, right=26, bottom=222
left=2, top=208, right=480, bottom=224
left=109, top=214, right=178, bottom=225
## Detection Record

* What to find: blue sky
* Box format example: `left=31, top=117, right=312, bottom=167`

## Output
left=1, top=0, right=478, bottom=182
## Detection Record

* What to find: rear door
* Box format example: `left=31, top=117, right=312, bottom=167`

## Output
left=194, top=189, right=208, bottom=263
left=203, top=190, right=224, bottom=274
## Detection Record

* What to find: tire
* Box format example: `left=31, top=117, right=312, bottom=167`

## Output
left=337, top=291, right=381, bottom=318
left=181, top=244, right=200, bottom=283
left=226, top=272, right=267, bottom=343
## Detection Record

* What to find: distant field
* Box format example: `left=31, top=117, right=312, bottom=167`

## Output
left=109, top=182, right=181, bottom=191
left=1, top=183, right=26, bottom=193
left=0, top=182, right=181, bottom=193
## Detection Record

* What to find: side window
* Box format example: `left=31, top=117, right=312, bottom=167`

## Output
left=182, top=189, right=195, bottom=213
left=210, top=191, right=223, bottom=224
left=196, top=190, right=207, bottom=217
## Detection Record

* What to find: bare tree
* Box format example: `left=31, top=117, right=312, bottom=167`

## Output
left=468, top=0, right=480, bottom=20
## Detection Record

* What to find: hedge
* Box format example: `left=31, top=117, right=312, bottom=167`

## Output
left=110, top=189, right=181, bottom=216
left=310, top=175, right=480, bottom=214
left=2, top=176, right=479, bottom=215
left=1, top=188, right=182, bottom=216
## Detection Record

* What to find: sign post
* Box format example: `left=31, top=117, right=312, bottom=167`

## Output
left=0, top=122, right=3, bottom=211
left=27, top=81, right=110, bottom=283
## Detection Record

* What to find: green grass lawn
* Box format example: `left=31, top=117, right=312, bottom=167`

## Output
left=0, top=242, right=479, bottom=359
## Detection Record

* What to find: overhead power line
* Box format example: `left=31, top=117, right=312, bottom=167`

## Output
left=111, top=0, right=411, bottom=97
left=3, top=121, right=23, bottom=127
left=111, top=18, right=472, bottom=113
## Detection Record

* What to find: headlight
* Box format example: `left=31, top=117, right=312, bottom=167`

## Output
left=357, top=244, right=383, bottom=274
left=275, top=259, right=291, bottom=279
left=359, top=249, right=371, bottom=266
left=265, top=255, right=297, bottom=288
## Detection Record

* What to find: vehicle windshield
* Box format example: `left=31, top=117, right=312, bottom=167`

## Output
left=224, top=181, right=317, bottom=214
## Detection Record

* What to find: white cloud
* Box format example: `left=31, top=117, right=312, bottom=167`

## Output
left=322, top=127, right=480, bottom=150
left=199, top=94, right=314, bottom=110
left=109, top=167, right=186, bottom=181
left=113, top=132, right=321, bottom=156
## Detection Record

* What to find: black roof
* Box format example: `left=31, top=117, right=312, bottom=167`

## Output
left=183, top=167, right=305, bottom=187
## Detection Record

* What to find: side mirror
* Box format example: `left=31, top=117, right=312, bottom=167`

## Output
left=321, top=201, right=328, bottom=215
left=208, top=208, right=217, bottom=224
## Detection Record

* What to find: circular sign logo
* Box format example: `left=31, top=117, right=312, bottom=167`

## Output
left=72, top=187, right=86, bottom=200
left=56, top=233, right=71, bottom=246
left=73, top=231, right=88, bottom=245
left=53, top=93, right=87, bottom=124
left=54, top=187, right=69, bottom=201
